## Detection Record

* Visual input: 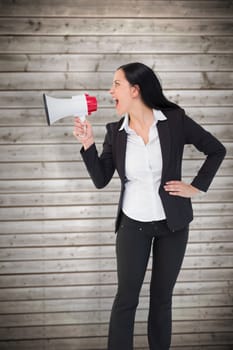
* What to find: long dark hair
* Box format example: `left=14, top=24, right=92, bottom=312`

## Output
left=117, top=62, right=180, bottom=110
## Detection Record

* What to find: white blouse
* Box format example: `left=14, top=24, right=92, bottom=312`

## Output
left=119, top=109, right=167, bottom=222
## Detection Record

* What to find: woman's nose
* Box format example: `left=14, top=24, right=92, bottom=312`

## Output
left=109, top=82, right=116, bottom=94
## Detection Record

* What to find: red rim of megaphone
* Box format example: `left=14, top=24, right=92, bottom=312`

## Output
left=85, top=94, right=97, bottom=115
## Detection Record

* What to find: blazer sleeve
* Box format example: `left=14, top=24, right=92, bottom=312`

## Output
left=183, top=112, right=226, bottom=192
left=80, top=123, right=115, bottom=189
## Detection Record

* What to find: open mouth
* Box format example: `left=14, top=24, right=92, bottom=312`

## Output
left=115, top=99, right=119, bottom=107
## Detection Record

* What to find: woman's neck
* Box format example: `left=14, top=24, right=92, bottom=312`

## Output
left=128, top=105, right=154, bottom=129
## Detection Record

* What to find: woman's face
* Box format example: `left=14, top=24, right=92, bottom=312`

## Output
left=109, top=69, right=137, bottom=116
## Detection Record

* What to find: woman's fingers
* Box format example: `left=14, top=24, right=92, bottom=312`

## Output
left=73, top=117, right=94, bottom=149
left=164, top=181, right=200, bottom=198
left=73, top=117, right=87, bottom=137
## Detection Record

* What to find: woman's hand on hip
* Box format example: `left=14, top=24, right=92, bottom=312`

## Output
left=73, top=117, right=94, bottom=150
left=164, top=180, right=201, bottom=198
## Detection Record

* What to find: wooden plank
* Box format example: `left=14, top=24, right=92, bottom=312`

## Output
left=0, top=335, right=232, bottom=350
left=189, top=229, right=233, bottom=242
left=0, top=125, right=90, bottom=144
left=0, top=231, right=117, bottom=248
left=193, top=202, right=233, bottom=216
left=1, top=90, right=233, bottom=108
left=0, top=159, right=231, bottom=180
left=0, top=271, right=118, bottom=288
left=183, top=159, right=232, bottom=177
left=0, top=215, right=232, bottom=235
left=173, top=348, right=232, bottom=350
left=184, top=143, right=233, bottom=159
left=0, top=124, right=232, bottom=145
left=0, top=191, right=120, bottom=206
left=0, top=241, right=232, bottom=261
left=0, top=217, right=117, bottom=234
left=0, top=337, right=109, bottom=350
left=0, top=336, right=232, bottom=350
left=0, top=294, right=228, bottom=315
left=0, top=319, right=232, bottom=339
left=0, top=178, right=121, bottom=193
left=1, top=35, right=233, bottom=54
left=0, top=161, right=90, bottom=179
left=0, top=0, right=232, bottom=18
left=0, top=294, right=232, bottom=315
left=0, top=255, right=232, bottom=275
left=0, top=322, right=232, bottom=344
left=0, top=334, right=232, bottom=350
left=0, top=108, right=117, bottom=126
left=172, top=348, right=233, bottom=350
left=0, top=280, right=232, bottom=301
left=0, top=268, right=232, bottom=289
left=1, top=71, right=233, bottom=90
left=1, top=54, right=233, bottom=73
left=0, top=228, right=232, bottom=250
left=0, top=148, right=231, bottom=172
left=0, top=307, right=232, bottom=327
left=0, top=202, right=232, bottom=221
left=1, top=106, right=232, bottom=127
left=0, top=245, right=117, bottom=260
left=1, top=18, right=233, bottom=36
left=0, top=176, right=231, bottom=193
left=170, top=333, right=233, bottom=346
left=0, top=229, right=232, bottom=250
left=0, top=188, right=232, bottom=207
left=185, top=241, right=233, bottom=255
left=0, top=142, right=232, bottom=162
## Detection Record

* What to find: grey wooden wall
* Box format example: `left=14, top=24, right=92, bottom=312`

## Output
left=0, top=0, right=232, bottom=349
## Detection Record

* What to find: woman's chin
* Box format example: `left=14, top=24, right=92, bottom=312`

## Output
left=115, top=107, right=122, bottom=116
left=115, top=106, right=126, bottom=116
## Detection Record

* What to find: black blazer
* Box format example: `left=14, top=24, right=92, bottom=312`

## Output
left=81, top=108, right=226, bottom=232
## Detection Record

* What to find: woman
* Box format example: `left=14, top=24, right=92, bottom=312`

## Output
left=73, top=62, right=226, bottom=350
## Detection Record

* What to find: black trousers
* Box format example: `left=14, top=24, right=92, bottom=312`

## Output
left=108, top=212, right=189, bottom=350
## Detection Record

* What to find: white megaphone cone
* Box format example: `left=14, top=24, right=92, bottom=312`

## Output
left=43, top=93, right=97, bottom=125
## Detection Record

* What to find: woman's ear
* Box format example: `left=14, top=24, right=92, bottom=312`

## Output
left=131, top=84, right=140, bottom=97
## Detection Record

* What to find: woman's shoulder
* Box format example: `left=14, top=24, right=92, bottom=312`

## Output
left=162, top=106, right=185, bottom=118
left=161, top=107, right=187, bottom=125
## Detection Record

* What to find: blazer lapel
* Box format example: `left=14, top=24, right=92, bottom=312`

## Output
left=115, top=128, right=127, bottom=181
left=157, top=119, right=171, bottom=180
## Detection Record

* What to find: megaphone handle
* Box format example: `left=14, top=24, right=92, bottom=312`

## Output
left=74, top=115, right=87, bottom=138
left=78, top=115, right=86, bottom=122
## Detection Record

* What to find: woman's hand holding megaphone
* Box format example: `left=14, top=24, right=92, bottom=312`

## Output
left=73, top=117, right=94, bottom=150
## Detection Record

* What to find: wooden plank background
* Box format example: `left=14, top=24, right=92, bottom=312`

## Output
left=0, top=0, right=232, bottom=349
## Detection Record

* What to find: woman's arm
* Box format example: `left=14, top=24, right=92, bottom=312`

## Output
left=164, top=112, right=226, bottom=198
left=74, top=118, right=115, bottom=189
left=183, top=114, right=226, bottom=192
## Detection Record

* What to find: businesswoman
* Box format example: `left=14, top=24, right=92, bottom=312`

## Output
left=73, top=62, right=226, bottom=350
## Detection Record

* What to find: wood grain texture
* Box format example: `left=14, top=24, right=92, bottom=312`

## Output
left=1, top=35, right=233, bottom=54
left=1, top=18, right=233, bottom=36
left=0, top=0, right=232, bottom=18
left=1, top=54, right=233, bottom=72
left=1, top=71, right=233, bottom=90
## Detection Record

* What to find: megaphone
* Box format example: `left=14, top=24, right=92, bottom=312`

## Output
left=43, top=93, right=97, bottom=125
